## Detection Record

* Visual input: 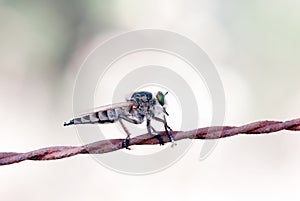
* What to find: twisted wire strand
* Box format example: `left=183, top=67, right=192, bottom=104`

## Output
left=1, top=118, right=300, bottom=166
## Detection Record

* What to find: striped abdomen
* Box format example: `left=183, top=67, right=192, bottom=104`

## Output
left=64, top=109, right=119, bottom=126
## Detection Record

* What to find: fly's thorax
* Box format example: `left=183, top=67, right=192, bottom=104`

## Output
left=130, top=91, right=153, bottom=102
left=141, top=98, right=156, bottom=114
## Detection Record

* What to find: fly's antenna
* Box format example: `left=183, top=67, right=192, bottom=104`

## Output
left=165, top=91, right=168, bottom=95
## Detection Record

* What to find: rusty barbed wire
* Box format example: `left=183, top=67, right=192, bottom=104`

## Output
left=1, top=118, right=300, bottom=166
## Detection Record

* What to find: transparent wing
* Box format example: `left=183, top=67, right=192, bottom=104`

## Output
left=74, top=101, right=136, bottom=118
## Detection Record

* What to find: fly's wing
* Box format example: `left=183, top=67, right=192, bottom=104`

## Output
left=64, top=101, right=136, bottom=126
left=76, top=101, right=136, bottom=117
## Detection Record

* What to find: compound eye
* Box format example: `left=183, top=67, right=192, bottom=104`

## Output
left=156, top=91, right=165, bottom=106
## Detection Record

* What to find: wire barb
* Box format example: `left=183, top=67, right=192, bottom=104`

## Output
left=1, top=118, right=300, bottom=166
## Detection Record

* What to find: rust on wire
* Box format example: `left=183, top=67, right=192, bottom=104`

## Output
left=1, top=118, right=300, bottom=166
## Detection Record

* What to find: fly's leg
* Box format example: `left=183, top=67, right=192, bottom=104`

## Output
left=147, top=119, right=164, bottom=146
left=120, top=115, right=165, bottom=146
left=119, top=119, right=131, bottom=150
left=119, top=115, right=143, bottom=149
left=152, top=116, right=173, bottom=131
left=153, top=116, right=176, bottom=147
left=151, top=126, right=157, bottom=133
left=151, top=126, right=165, bottom=145
left=120, top=115, right=144, bottom=124
left=146, top=118, right=153, bottom=135
left=163, top=115, right=176, bottom=147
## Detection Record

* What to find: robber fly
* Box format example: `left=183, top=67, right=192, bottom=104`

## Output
left=64, top=91, right=175, bottom=148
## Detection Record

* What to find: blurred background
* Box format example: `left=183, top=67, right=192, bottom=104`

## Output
left=1, top=0, right=300, bottom=200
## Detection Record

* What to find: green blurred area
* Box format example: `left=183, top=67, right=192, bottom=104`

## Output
left=0, top=0, right=299, bottom=119
left=0, top=0, right=115, bottom=75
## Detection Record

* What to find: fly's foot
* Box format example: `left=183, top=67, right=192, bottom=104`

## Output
left=122, top=137, right=131, bottom=150
left=166, top=130, right=177, bottom=147
left=154, top=134, right=165, bottom=146
left=170, top=140, right=177, bottom=147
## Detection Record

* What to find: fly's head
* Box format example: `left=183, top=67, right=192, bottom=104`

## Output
left=155, top=91, right=169, bottom=116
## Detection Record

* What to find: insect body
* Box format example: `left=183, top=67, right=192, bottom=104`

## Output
left=64, top=91, right=174, bottom=148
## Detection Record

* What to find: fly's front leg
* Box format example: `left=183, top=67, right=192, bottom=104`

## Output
left=153, top=116, right=176, bottom=147
left=163, top=115, right=176, bottom=147
left=152, top=116, right=173, bottom=131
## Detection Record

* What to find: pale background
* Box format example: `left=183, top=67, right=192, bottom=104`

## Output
left=1, top=1, right=300, bottom=201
